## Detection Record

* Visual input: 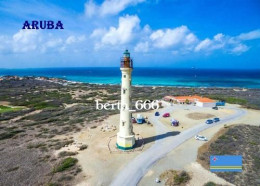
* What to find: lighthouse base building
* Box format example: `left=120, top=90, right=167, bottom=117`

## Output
left=117, top=134, right=135, bottom=150
left=116, top=50, right=135, bottom=150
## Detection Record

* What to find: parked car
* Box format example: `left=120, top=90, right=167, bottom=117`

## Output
left=216, top=100, right=225, bottom=106
left=212, top=106, right=218, bottom=110
left=155, top=112, right=160, bottom=116
left=132, top=117, right=137, bottom=123
left=171, top=118, right=179, bottom=126
left=163, top=113, right=170, bottom=117
left=195, top=135, right=208, bottom=141
left=136, top=114, right=145, bottom=124
left=213, top=117, right=220, bottom=122
left=206, top=119, right=214, bottom=124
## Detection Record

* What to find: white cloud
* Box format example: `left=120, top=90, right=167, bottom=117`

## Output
left=136, top=26, right=259, bottom=55
left=231, top=44, right=249, bottom=54
left=0, top=35, right=12, bottom=53
left=90, top=28, right=107, bottom=38
left=84, top=0, right=98, bottom=17
left=194, top=34, right=226, bottom=52
left=237, top=29, right=260, bottom=41
left=45, top=38, right=63, bottom=48
left=59, top=35, right=86, bottom=52
left=12, top=29, right=41, bottom=52
left=184, top=33, right=198, bottom=45
left=143, top=24, right=151, bottom=34
left=92, top=15, right=140, bottom=47
left=100, top=0, right=145, bottom=16
left=150, top=26, right=198, bottom=48
left=0, top=29, right=87, bottom=54
left=41, top=38, right=63, bottom=53
left=194, top=38, right=212, bottom=52
left=134, top=41, right=149, bottom=52
left=65, top=35, right=86, bottom=45
left=66, top=36, right=76, bottom=45
left=85, top=0, right=145, bottom=17
left=214, top=33, right=224, bottom=41
left=194, top=32, right=250, bottom=54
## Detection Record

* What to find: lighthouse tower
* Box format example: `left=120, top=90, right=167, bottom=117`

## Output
left=116, top=50, right=135, bottom=150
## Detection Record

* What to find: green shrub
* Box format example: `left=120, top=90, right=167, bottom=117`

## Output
left=79, top=144, right=88, bottom=151
left=0, top=105, right=23, bottom=113
left=58, top=151, right=78, bottom=157
left=53, top=157, right=78, bottom=173
left=174, top=171, right=190, bottom=184
left=0, top=105, right=9, bottom=109
left=204, top=182, right=217, bottom=186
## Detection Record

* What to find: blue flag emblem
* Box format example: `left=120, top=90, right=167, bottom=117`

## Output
left=210, top=155, right=242, bottom=172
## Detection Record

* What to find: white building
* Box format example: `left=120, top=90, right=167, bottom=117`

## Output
left=195, top=100, right=216, bottom=107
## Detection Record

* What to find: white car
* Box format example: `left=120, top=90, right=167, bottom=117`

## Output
left=195, top=135, right=207, bottom=141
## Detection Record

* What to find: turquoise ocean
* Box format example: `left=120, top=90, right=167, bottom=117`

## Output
left=0, top=68, right=260, bottom=88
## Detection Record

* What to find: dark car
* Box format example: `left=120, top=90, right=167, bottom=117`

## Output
left=212, top=106, right=218, bottom=110
left=155, top=112, right=160, bottom=116
left=206, top=119, right=214, bottom=124
left=213, top=117, right=220, bottom=122
left=132, top=117, right=137, bottom=123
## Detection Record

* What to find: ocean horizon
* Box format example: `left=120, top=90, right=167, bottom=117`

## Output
left=1, top=67, right=260, bottom=88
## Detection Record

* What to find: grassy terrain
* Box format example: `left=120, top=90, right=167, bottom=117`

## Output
left=53, top=157, right=78, bottom=173
left=208, top=95, right=247, bottom=104
left=207, top=94, right=260, bottom=110
left=0, top=78, right=121, bottom=185
left=197, top=125, right=260, bottom=186
left=0, top=105, right=23, bottom=113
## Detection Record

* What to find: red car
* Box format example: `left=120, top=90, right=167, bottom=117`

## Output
left=163, top=113, right=170, bottom=117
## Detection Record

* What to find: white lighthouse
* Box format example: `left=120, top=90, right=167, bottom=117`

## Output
left=116, top=50, right=135, bottom=150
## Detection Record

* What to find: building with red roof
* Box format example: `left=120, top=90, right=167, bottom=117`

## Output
left=164, top=95, right=216, bottom=107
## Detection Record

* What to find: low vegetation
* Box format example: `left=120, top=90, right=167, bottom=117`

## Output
left=208, top=95, right=259, bottom=109
left=53, top=157, right=78, bottom=173
left=58, top=151, right=78, bottom=157
left=0, top=105, right=23, bottom=113
left=0, top=128, right=25, bottom=140
left=160, top=170, right=191, bottom=186
left=204, top=182, right=221, bottom=186
left=79, top=144, right=88, bottom=151
left=208, top=95, right=247, bottom=104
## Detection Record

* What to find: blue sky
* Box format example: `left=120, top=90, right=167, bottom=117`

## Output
left=0, top=0, right=259, bottom=69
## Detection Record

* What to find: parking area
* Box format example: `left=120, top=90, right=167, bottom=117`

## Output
left=158, top=104, right=235, bottom=132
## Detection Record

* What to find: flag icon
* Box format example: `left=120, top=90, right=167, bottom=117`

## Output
left=210, top=155, right=242, bottom=172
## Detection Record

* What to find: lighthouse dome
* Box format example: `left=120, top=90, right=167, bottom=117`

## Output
left=123, top=49, right=130, bottom=58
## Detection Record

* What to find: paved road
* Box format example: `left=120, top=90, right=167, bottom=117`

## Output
left=110, top=106, right=246, bottom=186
